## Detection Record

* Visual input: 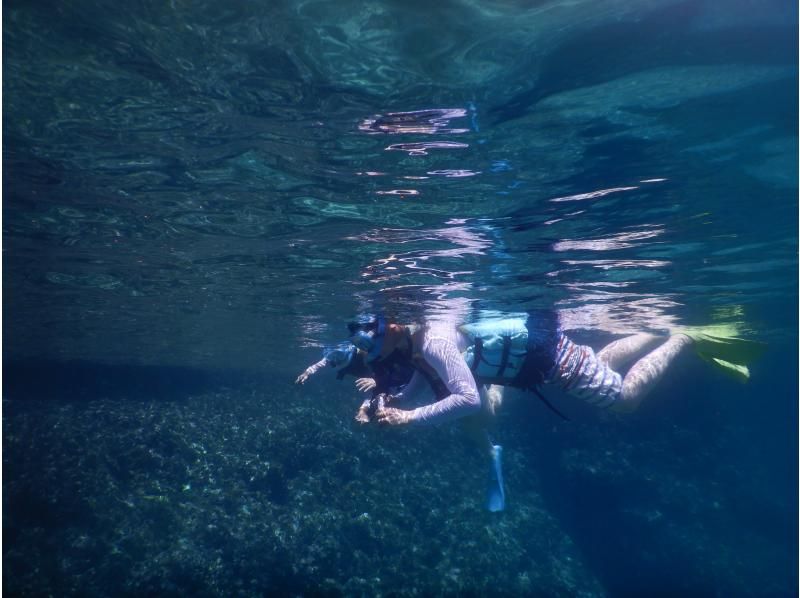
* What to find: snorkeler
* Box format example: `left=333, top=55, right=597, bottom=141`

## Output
left=294, top=334, right=500, bottom=428
left=295, top=342, right=372, bottom=385
left=294, top=339, right=415, bottom=407
left=347, top=314, right=508, bottom=510
left=295, top=328, right=506, bottom=510
left=295, top=338, right=419, bottom=424
left=345, top=311, right=762, bottom=511
left=349, top=311, right=762, bottom=424
left=300, top=312, right=761, bottom=512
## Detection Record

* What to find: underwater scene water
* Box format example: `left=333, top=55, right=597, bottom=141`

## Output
left=3, top=0, right=798, bottom=595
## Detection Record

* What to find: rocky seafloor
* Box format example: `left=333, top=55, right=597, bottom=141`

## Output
left=3, top=363, right=796, bottom=596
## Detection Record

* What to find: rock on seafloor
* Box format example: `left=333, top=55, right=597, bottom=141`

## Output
left=3, top=384, right=602, bottom=596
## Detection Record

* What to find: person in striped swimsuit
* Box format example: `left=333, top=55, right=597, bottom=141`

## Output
left=546, top=332, right=693, bottom=414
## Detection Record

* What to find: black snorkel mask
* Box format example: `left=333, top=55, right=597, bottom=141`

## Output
left=348, top=315, right=386, bottom=362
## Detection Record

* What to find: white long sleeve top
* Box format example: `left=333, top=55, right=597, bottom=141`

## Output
left=396, top=324, right=481, bottom=425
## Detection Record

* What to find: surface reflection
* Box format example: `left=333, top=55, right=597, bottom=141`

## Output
left=385, top=141, right=469, bottom=156
left=427, top=169, right=480, bottom=178
left=351, top=108, right=690, bottom=337
left=353, top=221, right=492, bottom=283
left=375, top=189, right=420, bottom=196
left=556, top=295, right=683, bottom=335
left=357, top=106, right=477, bottom=193
left=347, top=220, right=500, bottom=322
left=561, top=259, right=671, bottom=270
left=553, top=227, right=664, bottom=252
left=359, top=108, right=470, bottom=135
left=549, top=185, right=639, bottom=202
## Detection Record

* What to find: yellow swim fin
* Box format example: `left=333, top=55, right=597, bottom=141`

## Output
left=675, top=323, right=766, bottom=383
left=705, top=358, right=751, bottom=383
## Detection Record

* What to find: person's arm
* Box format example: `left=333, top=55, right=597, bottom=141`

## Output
left=295, top=358, right=327, bottom=384
left=354, top=397, right=372, bottom=424
left=379, top=336, right=480, bottom=426
left=388, top=369, right=427, bottom=403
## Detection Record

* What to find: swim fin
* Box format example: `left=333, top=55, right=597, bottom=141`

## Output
left=675, top=323, right=766, bottom=383
left=487, top=444, right=505, bottom=512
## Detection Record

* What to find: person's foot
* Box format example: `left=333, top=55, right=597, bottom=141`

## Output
left=487, top=444, right=505, bottom=512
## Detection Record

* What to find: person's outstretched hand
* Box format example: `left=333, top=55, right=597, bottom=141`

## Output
left=295, top=370, right=311, bottom=385
left=376, top=407, right=411, bottom=426
left=355, top=377, right=376, bottom=393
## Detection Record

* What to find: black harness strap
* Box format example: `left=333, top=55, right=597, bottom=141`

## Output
left=495, top=335, right=512, bottom=378
left=532, top=386, right=570, bottom=421
left=470, top=338, right=483, bottom=375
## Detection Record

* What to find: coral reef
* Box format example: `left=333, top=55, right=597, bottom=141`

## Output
left=4, top=370, right=795, bottom=595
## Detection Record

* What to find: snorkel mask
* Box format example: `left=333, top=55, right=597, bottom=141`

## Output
left=348, top=315, right=386, bottom=362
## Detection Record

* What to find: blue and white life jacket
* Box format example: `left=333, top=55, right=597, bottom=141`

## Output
left=459, top=319, right=530, bottom=384
left=459, top=312, right=561, bottom=389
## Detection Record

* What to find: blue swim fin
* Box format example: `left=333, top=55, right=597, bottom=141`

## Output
left=487, top=445, right=505, bottom=512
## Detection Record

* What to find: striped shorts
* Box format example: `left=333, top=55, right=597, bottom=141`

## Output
left=546, top=335, right=622, bottom=408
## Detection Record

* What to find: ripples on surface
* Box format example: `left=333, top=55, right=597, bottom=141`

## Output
left=4, top=0, right=797, bottom=368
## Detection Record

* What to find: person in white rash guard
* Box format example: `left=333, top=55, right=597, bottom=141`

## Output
left=353, top=313, right=694, bottom=424
left=347, top=311, right=700, bottom=512
left=294, top=330, right=503, bottom=465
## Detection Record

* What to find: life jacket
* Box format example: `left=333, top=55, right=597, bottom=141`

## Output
left=459, top=314, right=560, bottom=388
left=459, top=319, right=530, bottom=385
left=461, top=313, right=569, bottom=420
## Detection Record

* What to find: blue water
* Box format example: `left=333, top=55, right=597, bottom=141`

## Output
left=3, top=1, right=798, bottom=595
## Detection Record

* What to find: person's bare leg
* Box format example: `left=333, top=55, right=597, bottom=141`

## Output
left=612, top=334, right=693, bottom=413
left=460, top=385, right=505, bottom=511
left=484, top=384, right=503, bottom=418
left=459, top=384, right=503, bottom=456
left=597, top=333, right=665, bottom=371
